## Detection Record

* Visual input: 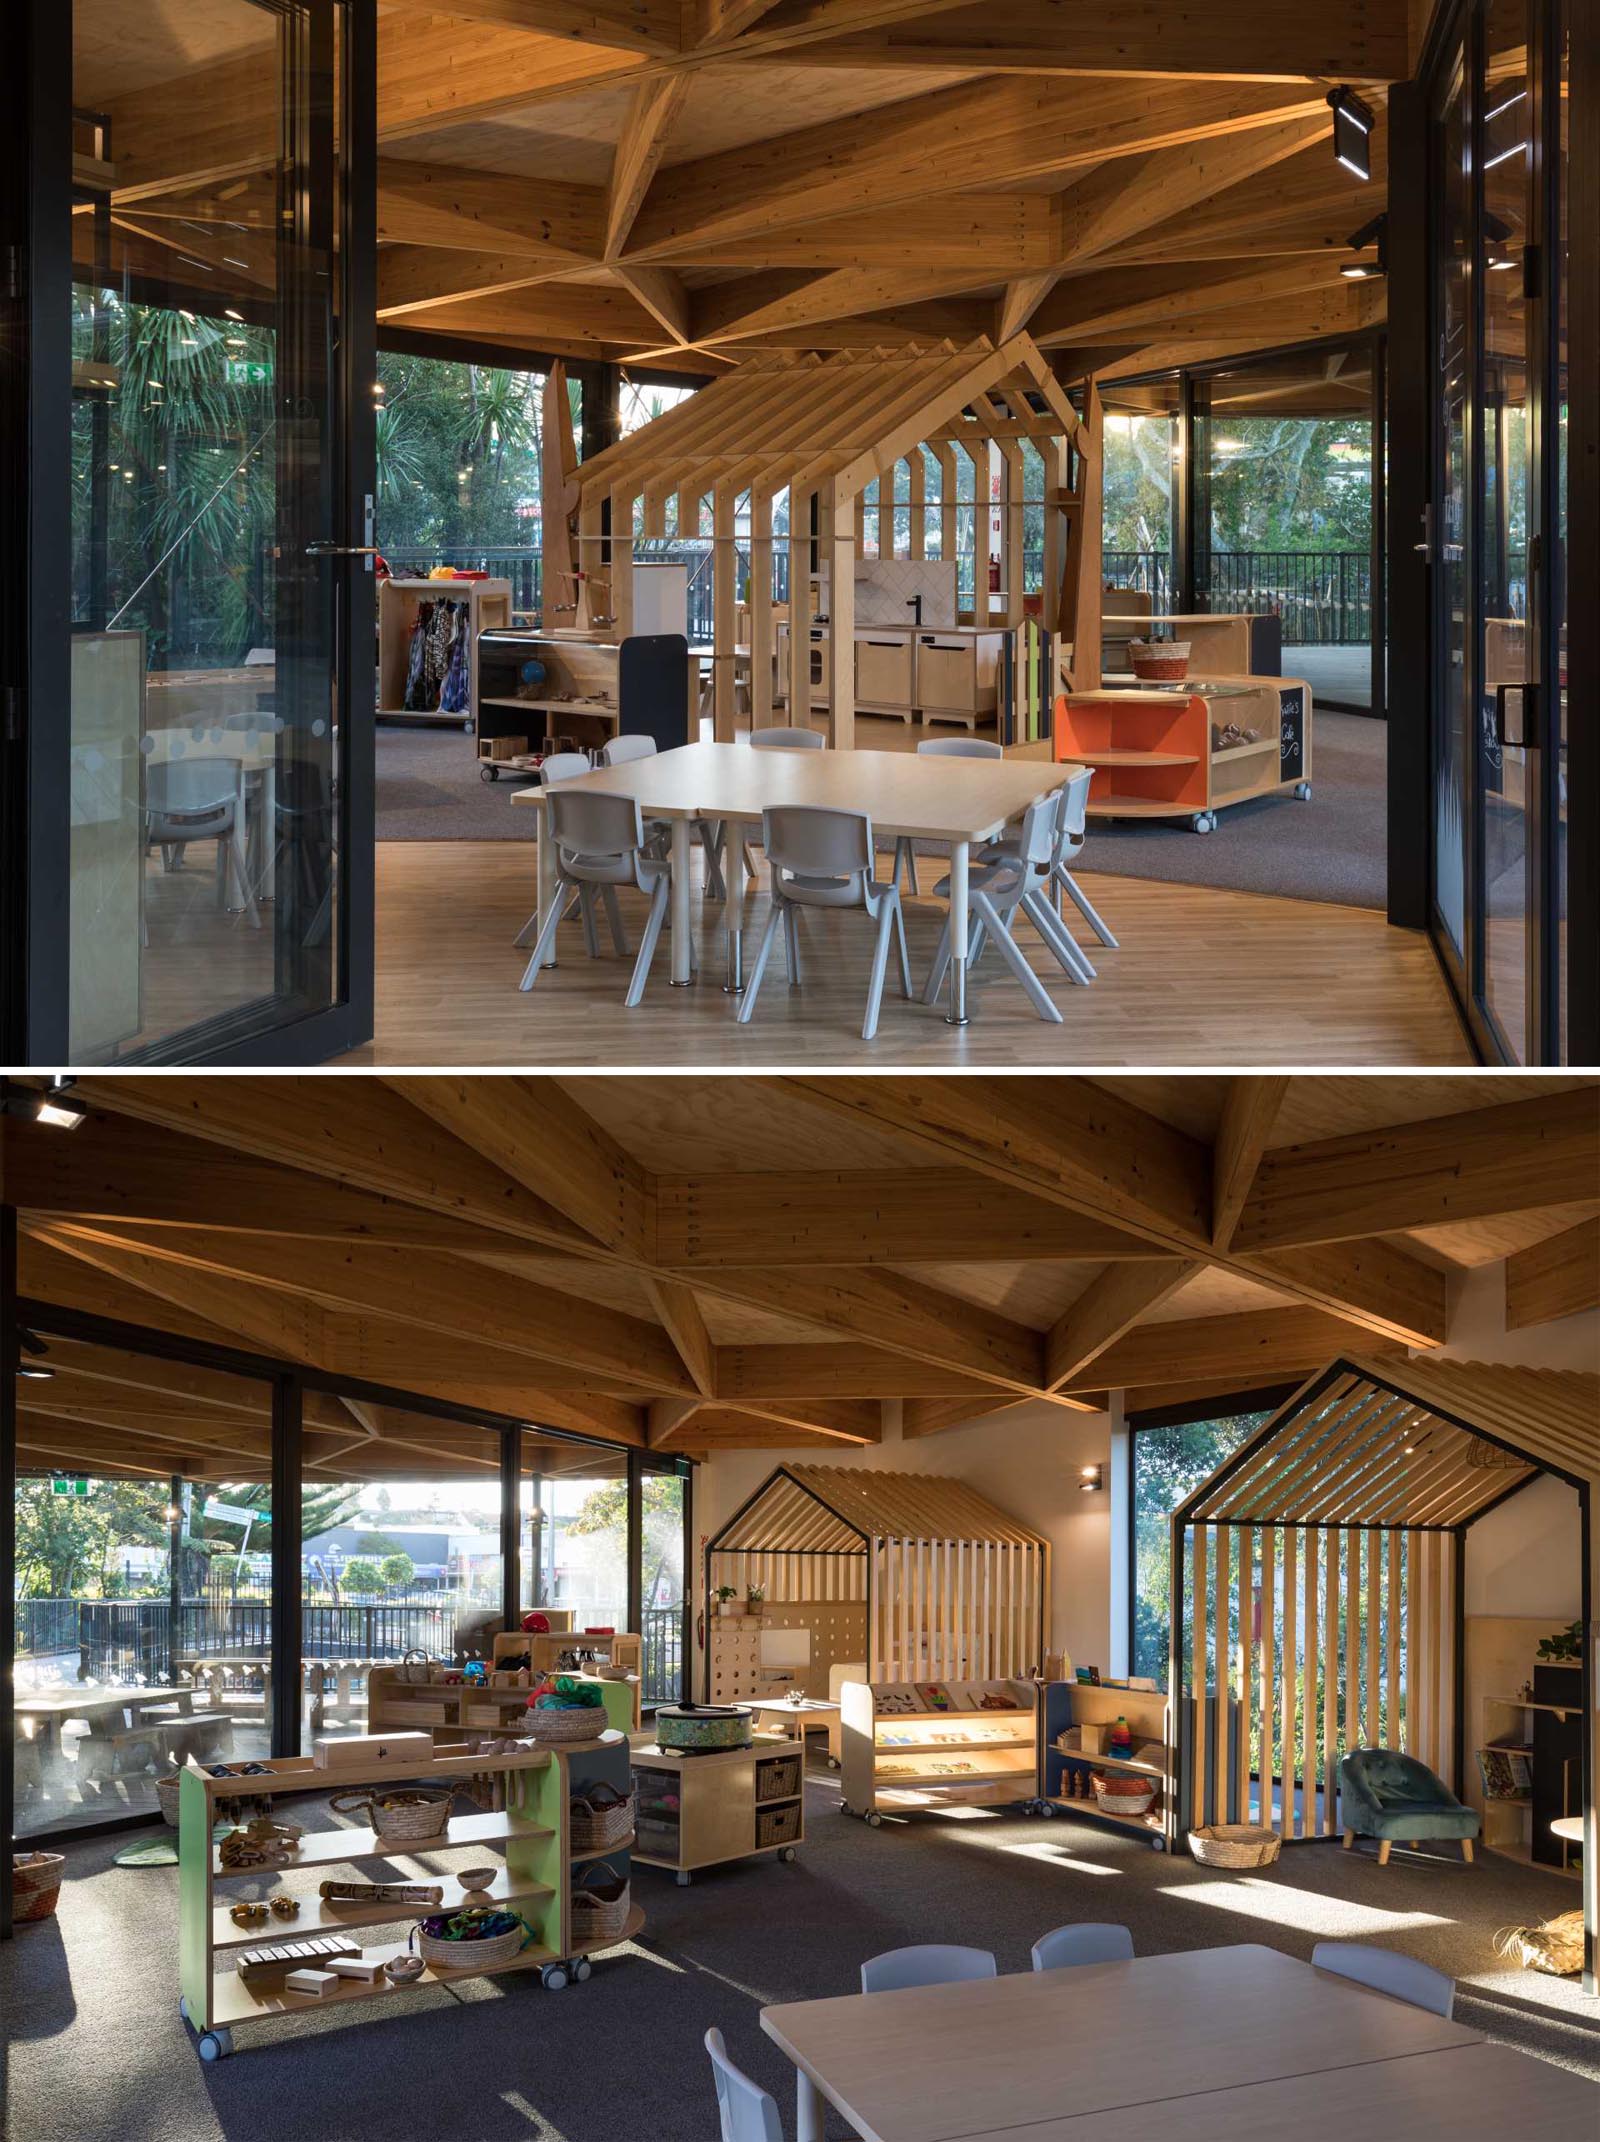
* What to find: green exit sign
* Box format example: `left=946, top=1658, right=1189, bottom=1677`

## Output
left=52, top=1475, right=91, bottom=1497
left=225, top=356, right=271, bottom=387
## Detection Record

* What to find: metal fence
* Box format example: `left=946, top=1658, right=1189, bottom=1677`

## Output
left=1103, top=549, right=1372, bottom=645
left=642, top=1602, right=684, bottom=1709
left=22, top=1591, right=461, bottom=1683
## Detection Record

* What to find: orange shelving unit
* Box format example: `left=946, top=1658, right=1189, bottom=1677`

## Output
left=1054, top=678, right=1312, bottom=833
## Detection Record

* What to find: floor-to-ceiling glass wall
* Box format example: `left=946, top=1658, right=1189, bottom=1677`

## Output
left=11, top=1334, right=276, bottom=1835
left=7, top=0, right=371, bottom=1067
left=1424, top=0, right=1578, bottom=1061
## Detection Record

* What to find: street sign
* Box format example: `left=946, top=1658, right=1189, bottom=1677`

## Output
left=204, top=1497, right=266, bottom=1526
left=51, top=1475, right=90, bottom=1497
left=224, top=356, right=272, bottom=387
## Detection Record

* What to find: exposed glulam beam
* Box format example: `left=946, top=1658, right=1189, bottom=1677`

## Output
left=1046, top=1260, right=1201, bottom=1390
left=378, top=159, right=605, bottom=263
left=644, top=1275, right=718, bottom=1397
left=1213, top=1077, right=1291, bottom=1248
left=606, top=75, right=690, bottom=258
left=1504, top=1219, right=1600, bottom=1330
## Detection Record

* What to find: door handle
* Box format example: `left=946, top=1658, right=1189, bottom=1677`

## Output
left=304, top=542, right=380, bottom=557
left=1494, top=681, right=1537, bottom=749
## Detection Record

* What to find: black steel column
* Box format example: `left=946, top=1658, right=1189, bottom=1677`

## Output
left=626, top=1449, right=644, bottom=1637
left=1, top=1208, right=19, bottom=1937
left=270, top=1375, right=302, bottom=1758
left=1564, top=0, right=1598, bottom=1063
left=500, top=1423, right=521, bottom=1633
left=167, top=1473, right=183, bottom=1682
left=1451, top=1528, right=1468, bottom=1796
left=1384, top=77, right=1432, bottom=931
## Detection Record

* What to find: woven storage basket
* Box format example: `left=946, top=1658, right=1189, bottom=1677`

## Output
left=570, top=1863, right=631, bottom=1946
left=331, top=1786, right=452, bottom=1843
left=1094, top=1779, right=1157, bottom=1816
left=1188, top=1823, right=1282, bottom=1868
left=569, top=1789, right=635, bottom=1856
left=155, top=1771, right=182, bottom=1828
left=416, top=1908, right=532, bottom=1971
left=523, top=1707, right=604, bottom=1744
left=756, top=1755, right=802, bottom=1803
left=12, top=1852, right=65, bottom=1923
left=1494, top=1910, right=1584, bottom=1977
left=756, top=1801, right=802, bottom=1850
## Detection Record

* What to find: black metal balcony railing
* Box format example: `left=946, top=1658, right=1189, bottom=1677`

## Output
left=377, top=544, right=1377, bottom=649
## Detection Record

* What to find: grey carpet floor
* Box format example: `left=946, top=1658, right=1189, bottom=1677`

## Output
left=375, top=714, right=1387, bottom=910
left=5, top=1764, right=1595, bottom=2142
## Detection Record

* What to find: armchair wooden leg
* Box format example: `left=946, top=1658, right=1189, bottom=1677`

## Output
left=1377, top=1839, right=1392, bottom=1867
left=1461, top=1839, right=1474, bottom=1864
left=1342, top=1829, right=1355, bottom=1851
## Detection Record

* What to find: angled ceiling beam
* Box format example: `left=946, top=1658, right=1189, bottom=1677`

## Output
left=617, top=264, right=694, bottom=344
left=1212, top=1076, right=1291, bottom=1248
left=377, top=159, right=605, bottom=262
left=377, top=249, right=570, bottom=319
left=383, top=1076, right=650, bottom=1256
left=423, top=0, right=688, bottom=56
left=997, top=271, right=1061, bottom=341
left=715, top=1343, right=1023, bottom=1402
left=643, top=1275, right=718, bottom=1397
left=1233, top=1091, right=1600, bottom=1251
left=1503, top=1218, right=1600, bottom=1330
left=606, top=74, right=690, bottom=258
left=1067, top=1306, right=1404, bottom=1395
left=1045, top=1260, right=1202, bottom=1390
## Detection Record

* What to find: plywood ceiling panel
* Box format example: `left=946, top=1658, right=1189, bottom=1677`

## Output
left=1272, top=1074, right=1597, bottom=1144
left=561, top=1075, right=934, bottom=1173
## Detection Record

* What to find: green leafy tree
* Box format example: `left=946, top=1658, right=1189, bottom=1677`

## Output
left=14, top=1479, right=168, bottom=1598
left=379, top=1552, right=416, bottom=1591
left=203, top=1482, right=361, bottom=1553
left=566, top=1475, right=684, bottom=1609
left=343, top=1558, right=382, bottom=1594
left=1132, top=1414, right=1268, bottom=1683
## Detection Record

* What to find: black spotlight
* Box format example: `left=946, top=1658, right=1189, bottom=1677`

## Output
left=18, top=1330, right=54, bottom=1381
left=1327, top=87, right=1376, bottom=180
left=0, top=1076, right=88, bottom=1129
left=1340, top=212, right=1387, bottom=279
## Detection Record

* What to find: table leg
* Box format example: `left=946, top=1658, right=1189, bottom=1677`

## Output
left=536, top=807, right=559, bottom=967
left=670, top=816, right=693, bottom=986
left=796, top=2070, right=825, bottom=2142
left=722, top=815, right=746, bottom=993
left=946, top=838, right=970, bottom=1027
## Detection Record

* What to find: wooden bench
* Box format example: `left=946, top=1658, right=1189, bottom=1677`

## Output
left=78, top=1710, right=234, bottom=1781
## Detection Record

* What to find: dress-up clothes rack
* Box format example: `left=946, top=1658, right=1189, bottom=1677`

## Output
left=376, top=577, right=513, bottom=730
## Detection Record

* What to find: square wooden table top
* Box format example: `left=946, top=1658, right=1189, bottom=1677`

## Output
left=760, top=1943, right=1483, bottom=2142
left=510, top=740, right=1077, bottom=845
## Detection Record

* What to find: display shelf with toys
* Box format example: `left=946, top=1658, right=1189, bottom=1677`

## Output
left=1027, top=1679, right=1174, bottom=1848
left=840, top=1679, right=1040, bottom=1824
left=628, top=1732, right=806, bottom=1885
left=366, top=1658, right=639, bottom=1740
left=179, top=1727, right=640, bottom=2060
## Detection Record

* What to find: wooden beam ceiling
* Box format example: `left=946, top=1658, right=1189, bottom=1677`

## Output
left=7, top=1077, right=1590, bottom=1472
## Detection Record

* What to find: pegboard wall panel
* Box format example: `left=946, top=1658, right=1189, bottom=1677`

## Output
left=709, top=1601, right=869, bottom=1704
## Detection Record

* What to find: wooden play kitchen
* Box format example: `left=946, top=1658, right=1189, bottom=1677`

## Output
left=630, top=1715, right=806, bottom=1884
left=544, top=337, right=1105, bottom=750
left=178, top=1728, right=642, bottom=2060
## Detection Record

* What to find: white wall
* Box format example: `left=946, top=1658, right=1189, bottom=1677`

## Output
left=694, top=1397, right=1115, bottom=1674
left=692, top=1270, right=1596, bottom=1687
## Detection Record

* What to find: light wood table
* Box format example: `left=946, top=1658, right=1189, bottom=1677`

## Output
left=512, top=740, right=1079, bottom=1023
left=14, top=1684, right=196, bottom=1761
left=760, top=1943, right=1487, bottom=2142
left=947, top=2042, right=1600, bottom=2142
left=752, top=1698, right=842, bottom=1765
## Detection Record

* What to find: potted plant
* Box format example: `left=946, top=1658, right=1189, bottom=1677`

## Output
left=715, top=1584, right=745, bottom=1619
left=1536, top=1621, right=1583, bottom=1663
left=746, top=1584, right=766, bottom=1617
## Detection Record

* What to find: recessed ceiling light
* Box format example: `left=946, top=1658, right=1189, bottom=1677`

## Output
left=34, top=1078, right=88, bottom=1130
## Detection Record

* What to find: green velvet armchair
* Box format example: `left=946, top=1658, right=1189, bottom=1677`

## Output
left=1339, top=1747, right=1480, bottom=1866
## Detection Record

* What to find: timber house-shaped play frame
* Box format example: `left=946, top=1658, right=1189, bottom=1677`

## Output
left=706, top=1463, right=1051, bottom=1685
left=564, top=333, right=1103, bottom=747
left=1166, top=1353, right=1599, bottom=1994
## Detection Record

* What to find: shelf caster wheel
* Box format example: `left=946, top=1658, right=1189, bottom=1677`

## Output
left=572, top=1958, right=593, bottom=1983
left=865, top=1810, right=883, bottom=1828
left=541, top=1964, right=570, bottom=1991
left=1191, top=811, right=1215, bottom=834
left=1041, top=1801, right=1057, bottom=1817
left=462, top=717, right=474, bottom=734
left=838, top=1801, right=852, bottom=1818
left=675, top=1870, right=692, bottom=1887
left=481, top=764, right=500, bottom=782
left=779, top=1847, right=797, bottom=1864
left=179, top=1996, right=190, bottom=2023
left=826, top=1757, right=840, bottom=1771
left=1294, top=781, right=1312, bottom=801
left=197, top=2030, right=233, bottom=2062
left=1150, top=1837, right=1166, bottom=1852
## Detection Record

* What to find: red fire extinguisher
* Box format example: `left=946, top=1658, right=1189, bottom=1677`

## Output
left=988, top=553, right=1001, bottom=593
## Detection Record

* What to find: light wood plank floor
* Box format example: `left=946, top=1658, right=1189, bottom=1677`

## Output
left=347, top=840, right=1474, bottom=1066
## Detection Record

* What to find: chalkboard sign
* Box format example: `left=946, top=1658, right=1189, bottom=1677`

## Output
left=1278, top=686, right=1306, bottom=782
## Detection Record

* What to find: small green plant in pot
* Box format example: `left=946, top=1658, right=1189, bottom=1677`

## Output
left=746, top=1584, right=766, bottom=1617
left=715, top=1584, right=745, bottom=1618
left=1536, top=1621, right=1583, bottom=1664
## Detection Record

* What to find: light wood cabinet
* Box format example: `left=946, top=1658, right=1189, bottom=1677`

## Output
left=630, top=1733, right=805, bottom=1883
left=855, top=632, right=914, bottom=718
left=916, top=631, right=1003, bottom=729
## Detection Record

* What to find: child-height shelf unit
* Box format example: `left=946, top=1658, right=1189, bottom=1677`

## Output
left=704, top=1464, right=1049, bottom=1709
left=842, top=1679, right=1039, bottom=1822
left=1166, top=1348, right=1598, bottom=1950
left=630, top=1733, right=805, bottom=1882
left=366, top=1664, right=637, bottom=1743
left=474, top=630, right=689, bottom=778
left=377, top=577, right=512, bottom=730
left=1033, top=1680, right=1174, bottom=1848
left=178, top=1731, right=641, bottom=2060
left=1054, top=678, right=1312, bottom=835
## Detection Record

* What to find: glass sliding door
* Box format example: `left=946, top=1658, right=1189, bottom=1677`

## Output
left=10, top=0, right=373, bottom=1064
left=1426, top=0, right=1575, bottom=1059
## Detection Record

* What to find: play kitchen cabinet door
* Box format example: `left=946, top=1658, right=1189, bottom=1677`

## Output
left=855, top=632, right=914, bottom=713
left=774, top=624, right=831, bottom=708
left=914, top=633, right=1002, bottom=719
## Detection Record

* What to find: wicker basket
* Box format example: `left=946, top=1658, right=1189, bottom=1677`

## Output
left=1093, top=1778, right=1157, bottom=1817
left=415, top=1907, right=533, bottom=1971
left=570, top=1863, right=631, bottom=1947
left=13, top=1852, right=65, bottom=1923
left=756, top=1800, right=802, bottom=1850
left=1494, top=1910, right=1584, bottom=1978
left=331, top=1786, right=452, bottom=1843
left=155, top=1770, right=183, bottom=1828
left=569, top=1789, right=635, bottom=1856
left=756, top=1754, right=802, bottom=1804
left=1187, top=1822, right=1282, bottom=1869
left=397, top=1648, right=434, bottom=1685
left=523, top=1707, right=605, bottom=1744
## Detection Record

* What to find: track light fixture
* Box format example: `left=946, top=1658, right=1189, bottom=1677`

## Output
left=0, top=1076, right=88, bottom=1129
left=1078, top=1464, right=1104, bottom=1493
left=1340, top=212, right=1388, bottom=280
left=1327, top=87, right=1376, bottom=180
left=17, top=1329, right=53, bottom=1380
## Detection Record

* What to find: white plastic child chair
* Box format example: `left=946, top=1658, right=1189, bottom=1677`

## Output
left=518, top=788, right=676, bottom=1007
left=737, top=804, right=910, bottom=1042
left=860, top=1944, right=997, bottom=1994
left=1031, top=1923, right=1134, bottom=1972
left=891, top=735, right=1004, bottom=896
left=705, top=2028, right=784, bottom=2142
